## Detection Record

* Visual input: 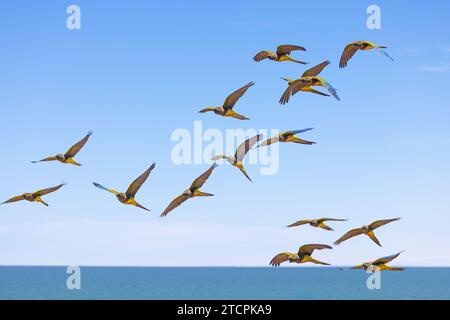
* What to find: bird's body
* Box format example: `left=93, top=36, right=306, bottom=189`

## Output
left=2, top=184, right=65, bottom=207
left=93, top=163, right=155, bottom=212
left=253, top=45, right=307, bottom=64
left=32, top=132, right=93, bottom=166
left=334, top=217, right=401, bottom=247
left=211, top=134, right=262, bottom=182
left=258, top=128, right=316, bottom=147
left=279, top=61, right=340, bottom=105
left=199, top=82, right=254, bottom=120
left=287, top=218, right=347, bottom=231
left=270, top=244, right=332, bottom=267
left=339, top=40, right=393, bottom=68
left=353, top=251, right=405, bottom=272
left=161, top=163, right=218, bottom=217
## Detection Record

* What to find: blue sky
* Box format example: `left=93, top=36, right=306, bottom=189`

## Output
left=1, top=0, right=449, bottom=266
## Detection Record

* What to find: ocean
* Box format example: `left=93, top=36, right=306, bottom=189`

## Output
left=0, top=267, right=449, bottom=300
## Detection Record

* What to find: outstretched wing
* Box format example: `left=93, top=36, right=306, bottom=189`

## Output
left=373, top=251, right=404, bottom=265
left=234, top=134, right=262, bottom=162
left=223, top=82, right=254, bottom=110
left=2, top=195, right=25, bottom=204
left=126, top=163, right=156, bottom=198
left=369, top=217, right=401, bottom=230
left=298, top=244, right=332, bottom=255
left=270, top=253, right=295, bottom=267
left=34, top=184, right=65, bottom=196
left=253, top=51, right=271, bottom=62
left=287, top=220, right=311, bottom=228
left=190, top=163, right=218, bottom=190
left=301, top=61, right=330, bottom=78
left=65, top=132, right=93, bottom=158
left=318, top=218, right=347, bottom=223
left=339, top=42, right=360, bottom=68
left=279, top=79, right=309, bottom=105
left=160, top=194, right=190, bottom=217
left=258, top=136, right=280, bottom=148
left=334, top=228, right=365, bottom=245
left=276, top=45, right=306, bottom=57
left=31, top=156, right=58, bottom=163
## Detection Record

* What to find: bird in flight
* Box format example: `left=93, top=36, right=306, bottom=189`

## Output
left=258, top=128, right=316, bottom=147
left=198, top=82, right=254, bottom=120
left=211, top=134, right=262, bottom=182
left=270, top=244, right=332, bottom=267
left=93, top=163, right=156, bottom=212
left=287, top=218, right=347, bottom=231
left=334, top=217, right=401, bottom=247
left=161, top=163, right=218, bottom=217
left=279, top=61, right=340, bottom=105
left=353, top=251, right=405, bottom=272
left=253, top=45, right=307, bottom=64
left=32, top=132, right=93, bottom=166
left=280, top=60, right=332, bottom=97
left=339, top=41, right=393, bottom=68
left=1, top=184, right=65, bottom=207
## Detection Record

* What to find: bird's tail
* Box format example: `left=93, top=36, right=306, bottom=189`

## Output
left=134, top=201, right=151, bottom=212
left=286, top=56, right=307, bottom=64
left=66, top=158, right=82, bottom=166
left=318, top=223, right=333, bottom=231
left=318, top=78, right=340, bottom=101
left=367, top=231, right=382, bottom=247
left=237, top=165, right=253, bottom=182
left=36, top=197, right=49, bottom=207
left=308, top=257, right=330, bottom=266
left=228, top=110, right=249, bottom=120
left=289, top=137, right=316, bottom=145
left=194, top=190, right=214, bottom=197
left=383, top=266, right=404, bottom=271
left=376, top=47, right=394, bottom=61
left=304, top=87, right=330, bottom=97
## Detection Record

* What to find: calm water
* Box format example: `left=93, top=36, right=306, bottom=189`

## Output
left=0, top=267, right=449, bottom=299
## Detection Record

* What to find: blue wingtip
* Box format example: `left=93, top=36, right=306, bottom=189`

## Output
left=93, top=182, right=107, bottom=191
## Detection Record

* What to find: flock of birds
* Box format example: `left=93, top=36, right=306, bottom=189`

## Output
left=2, top=40, right=402, bottom=271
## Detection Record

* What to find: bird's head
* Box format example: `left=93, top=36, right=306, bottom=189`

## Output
left=362, top=225, right=370, bottom=231
left=311, top=219, right=318, bottom=225
left=116, top=193, right=127, bottom=202
left=183, top=189, right=192, bottom=197
left=56, top=154, right=65, bottom=161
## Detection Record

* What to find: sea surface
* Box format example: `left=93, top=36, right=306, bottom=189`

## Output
left=0, top=267, right=449, bottom=300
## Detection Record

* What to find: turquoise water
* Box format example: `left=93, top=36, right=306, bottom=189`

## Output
left=0, top=267, right=449, bottom=299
